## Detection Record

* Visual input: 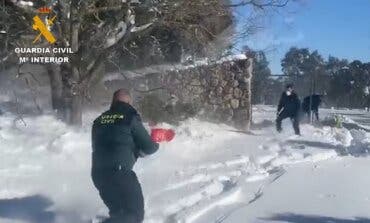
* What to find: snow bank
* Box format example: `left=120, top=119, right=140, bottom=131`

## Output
left=0, top=114, right=95, bottom=222
left=1, top=106, right=370, bottom=223
left=313, top=126, right=353, bottom=147
left=0, top=114, right=247, bottom=222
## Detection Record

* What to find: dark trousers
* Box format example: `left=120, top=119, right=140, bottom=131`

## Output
left=92, top=169, right=144, bottom=223
left=312, top=109, right=319, bottom=121
left=276, top=113, right=300, bottom=135
left=304, top=109, right=319, bottom=121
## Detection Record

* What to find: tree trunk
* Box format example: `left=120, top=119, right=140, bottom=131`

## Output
left=246, top=58, right=253, bottom=131
left=70, top=65, right=82, bottom=126
left=60, top=64, right=83, bottom=126
left=47, top=65, right=64, bottom=118
left=60, top=0, right=82, bottom=126
left=70, top=91, right=82, bottom=126
left=47, top=64, right=82, bottom=125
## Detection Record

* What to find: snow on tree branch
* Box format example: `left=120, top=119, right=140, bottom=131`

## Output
left=9, top=0, right=34, bottom=6
left=131, top=22, right=153, bottom=33
left=104, top=22, right=128, bottom=49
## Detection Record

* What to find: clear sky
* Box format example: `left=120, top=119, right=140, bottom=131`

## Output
left=236, top=0, right=370, bottom=74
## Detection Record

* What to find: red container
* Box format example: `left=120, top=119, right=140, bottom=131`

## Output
left=151, top=128, right=175, bottom=143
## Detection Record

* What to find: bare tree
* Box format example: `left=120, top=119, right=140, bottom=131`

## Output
left=0, top=0, right=293, bottom=126
left=1, top=0, right=234, bottom=125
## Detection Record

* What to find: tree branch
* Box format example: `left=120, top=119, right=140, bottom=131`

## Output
left=226, top=0, right=290, bottom=8
left=85, top=5, right=124, bottom=14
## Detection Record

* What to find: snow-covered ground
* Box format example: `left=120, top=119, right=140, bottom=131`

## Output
left=1, top=106, right=370, bottom=223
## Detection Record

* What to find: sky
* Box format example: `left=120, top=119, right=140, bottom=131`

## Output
left=236, top=0, right=370, bottom=74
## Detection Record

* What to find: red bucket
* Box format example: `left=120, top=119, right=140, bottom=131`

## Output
left=151, top=128, right=175, bottom=143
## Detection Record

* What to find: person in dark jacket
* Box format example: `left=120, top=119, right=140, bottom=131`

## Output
left=276, top=84, right=301, bottom=135
left=302, top=94, right=323, bottom=121
left=91, top=89, right=159, bottom=223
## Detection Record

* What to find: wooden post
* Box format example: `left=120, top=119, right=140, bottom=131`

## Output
left=246, top=57, right=253, bottom=130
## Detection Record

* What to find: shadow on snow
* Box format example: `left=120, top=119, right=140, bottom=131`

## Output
left=0, top=194, right=55, bottom=223
left=286, top=138, right=370, bottom=157
left=262, top=213, right=370, bottom=223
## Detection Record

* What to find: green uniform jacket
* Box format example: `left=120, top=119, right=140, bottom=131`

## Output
left=92, top=101, right=159, bottom=171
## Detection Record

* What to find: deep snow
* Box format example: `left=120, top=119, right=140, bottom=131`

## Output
left=1, top=105, right=370, bottom=223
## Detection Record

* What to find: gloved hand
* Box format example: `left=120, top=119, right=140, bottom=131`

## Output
left=151, top=128, right=175, bottom=143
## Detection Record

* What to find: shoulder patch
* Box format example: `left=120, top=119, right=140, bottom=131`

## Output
left=100, top=113, right=125, bottom=124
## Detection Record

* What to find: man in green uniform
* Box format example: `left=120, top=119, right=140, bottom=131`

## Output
left=91, top=89, right=159, bottom=223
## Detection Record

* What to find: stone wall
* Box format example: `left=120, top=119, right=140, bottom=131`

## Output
left=133, top=56, right=253, bottom=130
